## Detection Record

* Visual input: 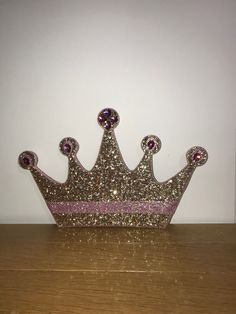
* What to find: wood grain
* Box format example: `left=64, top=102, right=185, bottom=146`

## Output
left=0, top=224, right=235, bottom=313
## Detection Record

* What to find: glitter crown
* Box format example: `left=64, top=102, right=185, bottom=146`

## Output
left=19, top=108, right=208, bottom=228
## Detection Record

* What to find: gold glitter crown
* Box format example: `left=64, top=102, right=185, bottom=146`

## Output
left=19, top=108, right=208, bottom=228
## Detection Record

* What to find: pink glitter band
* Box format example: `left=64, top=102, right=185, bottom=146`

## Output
left=47, top=200, right=179, bottom=215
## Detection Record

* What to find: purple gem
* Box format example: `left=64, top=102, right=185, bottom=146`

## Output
left=64, top=143, right=72, bottom=153
left=147, top=140, right=155, bottom=149
left=98, top=114, right=106, bottom=123
left=104, top=120, right=111, bottom=130
left=23, top=156, right=30, bottom=165
left=193, top=152, right=201, bottom=161
left=103, top=108, right=111, bottom=117
left=110, top=115, right=118, bottom=123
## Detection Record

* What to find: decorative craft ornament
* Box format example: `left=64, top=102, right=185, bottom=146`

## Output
left=18, top=108, right=208, bottom=228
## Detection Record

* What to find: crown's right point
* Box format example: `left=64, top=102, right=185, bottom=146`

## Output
left=97, top=108, right=119, bottom=130
left=186, top=146, right=208, bottom=167
left=141, top=135, right=161, bottom=154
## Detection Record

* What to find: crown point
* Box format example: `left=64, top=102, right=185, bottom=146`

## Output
left=141, top=135, right=161, bottom=154
left=98, top=108, right=119, bottom=130
left=187, top=146, right=208, bottom=167
left=18, top=151, right=38, bottom=169
left=59, top=137, right=79, bottom=156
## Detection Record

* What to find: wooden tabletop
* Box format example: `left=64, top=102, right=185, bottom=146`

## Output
left=0, top=224, right=235, bottom=314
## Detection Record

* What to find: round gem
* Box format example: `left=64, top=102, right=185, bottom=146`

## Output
left=64, top=143, right=71, bottom=153
left=98, top=114, right=105, bottom=123
left=97, top=108, right=120, bottom=130
left=141, top=135, right=161, bottom=154
left=193, top=152, right=202, bottom=161
left=19, top=151, right=38, bottom=169
left=186, top=146, right=208, bottom=167
left=59, top=137, right=79, bottom=156
left=23, top=156, right=30, bottom=165
left=147, top=140, right=155, bottom=149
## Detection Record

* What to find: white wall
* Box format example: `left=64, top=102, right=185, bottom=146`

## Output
left=0, top=0, right=235, bottom=223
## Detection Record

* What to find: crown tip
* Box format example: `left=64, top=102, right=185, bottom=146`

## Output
left=59, top=137, right=79, bottom=156
left=18, top=151, right=38, bottom=169
left=187, top=146, right=208, bottom=167
left=141, top=135, right=161, bottom=154
left=97, top=108, right=120, bottom=130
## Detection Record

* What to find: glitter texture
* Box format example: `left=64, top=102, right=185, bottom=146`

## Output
left=47, top=200, right=178, bottom=214
left=18, top=108, right=208, bottom=228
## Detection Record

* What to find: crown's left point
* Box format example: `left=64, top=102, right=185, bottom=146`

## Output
left=98, top=108, right=119, bottom=130
left=18, top=151, right=38, bottom=170
left=59, top=137, right=79, bottom=156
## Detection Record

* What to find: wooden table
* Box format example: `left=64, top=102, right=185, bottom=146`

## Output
left=0, top=224, right=235, bottom=313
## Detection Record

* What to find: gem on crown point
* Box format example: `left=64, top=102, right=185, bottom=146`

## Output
left=23, top=157, right=30, bottom=165
left=147, top=140, right=155, bottom=149
left=186, top=146, right=208, bottom=167
left=98, top=108, right=120, bottom=130
left=59, top=137, right=79, bottom=156
left=141, top=135, right=161, bottom=154
left=19, top=151, right=38, bottom=169
left=193, top=152, right=201, bottom=161
left=64, top=143, right=71, bottom=153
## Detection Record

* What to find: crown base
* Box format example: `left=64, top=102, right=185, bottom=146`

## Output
left=53, top=212, right=175, bottom=228
left=48, top=200, right=178, bottom=228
